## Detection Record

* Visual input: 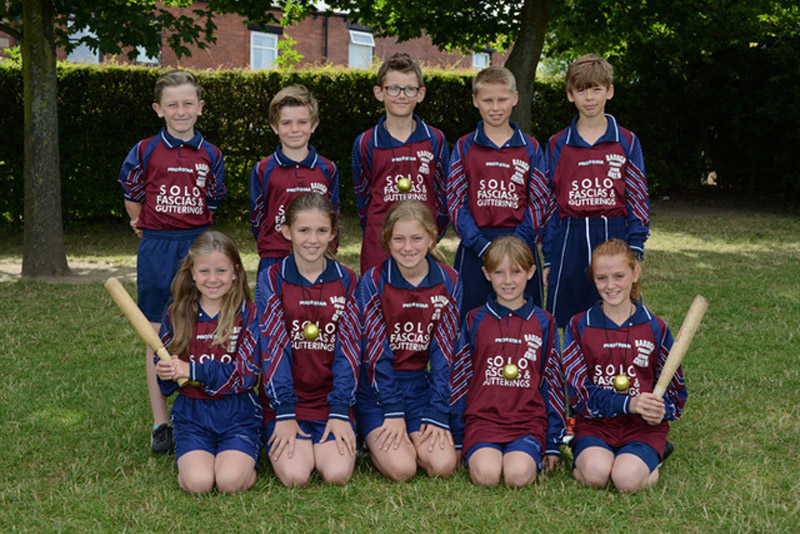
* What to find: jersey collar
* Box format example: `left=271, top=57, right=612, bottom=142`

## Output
left=485, top=295, right=536, bottom=320
left=385, top=254, right=444, bottom=289
left=280, top=254, right=341, bottom=286
left=472, top=120, right=527, bottom=149
left=372, top=114, right=431, bottom=148
left=273, top=145, right=319, bottom=169
left=585, top=300, right=653, bottom=329
left=564, top=114, right=621, bottom=147
left=159, top=127, right=204, bottom=149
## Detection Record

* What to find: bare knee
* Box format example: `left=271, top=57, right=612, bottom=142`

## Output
left=612, top=468, right=657, bottom=493
left=317, top=462, right=354, bottom=485
left=504, top=469, right=536, bottom=488
left=215, top=469, right=255, bottom=494
left=469, top=463, right=501, bottom=486
left=574, top=463, right=610, bottom=488
left=422, top=455, right=457, bottom=478
left=178, top=469, right=214, bottom=495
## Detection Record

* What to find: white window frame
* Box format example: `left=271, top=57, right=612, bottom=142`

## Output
left=348, top=30, right=374, bottom=69
left=66, top=25, right=100, bottom=64
left=472, top=52, right=490, bottom=69
left=250, top=31, right=279, bottom=70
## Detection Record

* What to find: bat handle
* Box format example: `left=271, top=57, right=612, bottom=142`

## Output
left=155, top=347, right=189, bottom=388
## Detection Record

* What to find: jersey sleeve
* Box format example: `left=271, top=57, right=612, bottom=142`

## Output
left=352, top=133, right=371, bottom=232
left=623, top=133, right=650, bottom=254
left=327, top=270, right=361, bottom=420
left=192, top=302, right=261, bottom=396
left=538, top=311, right=566, bottom=454
left=540, top=138, right=560, bottom=265
left=448, top=316, right=474, bottom=447
left=360, top=273, right=405, bottom=418
left=203, top=143, right=226, bottom=212
left=447, top=138, right=491, bottom=257
left=257, top=267, right=298, bottom=420
left=654, top=320, right=687, bottom=421
left=432, top=129, right=450, bottom=239
left=118, top=141, right=146, bottom=203
left=249, top=161, right=265, bottom=241
left=562, top=316, right=631, bottom=418
left=155, top=311, right=179, bottom=397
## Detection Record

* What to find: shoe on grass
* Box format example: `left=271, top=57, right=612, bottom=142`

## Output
left=662, top=440, right=675, bottom=462
left=151, top=423, right=174, bottom=455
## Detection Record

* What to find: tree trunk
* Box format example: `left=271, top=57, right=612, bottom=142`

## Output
left=22, top=0, right=69, bottom=277
left=504, top=0, right=551, bottom=135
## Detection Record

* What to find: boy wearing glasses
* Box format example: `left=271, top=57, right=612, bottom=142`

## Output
left=352, top=53, right=450, bottom=274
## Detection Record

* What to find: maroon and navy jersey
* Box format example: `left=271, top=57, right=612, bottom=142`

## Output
left=562, top=302, right=687, bottom=455
left=156, top=300, right=260, bottom=400
left=119, top=128, right=225, bottom=231
left=249, top=145, right=339, bottom=259
left=454, top=297, right=566, bottom=455
left=542, top=114, right=650, bottom=261
left=448, top=121, right=549, bottom=257
left=256, top=255, right=359, bottom=423
left=352, top=115, right=449, bottom=273
left=354, top=255, right=461, bottom=428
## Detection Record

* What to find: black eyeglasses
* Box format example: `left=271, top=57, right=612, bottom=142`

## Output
left=382, top=85, right=421, bottom=98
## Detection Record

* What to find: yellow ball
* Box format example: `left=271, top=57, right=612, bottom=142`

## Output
left=613, top=374, right=630, bottom=392
left=303, top=323, right=320, bottom=341
left=397, top=177, right=413, bottom=192
left=502, top=363, right=519, bottom=381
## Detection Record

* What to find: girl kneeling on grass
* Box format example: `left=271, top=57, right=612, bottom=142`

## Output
left=453, top=236, right=566, bottom=487
left=352, top=199, right=461, bottom=481
left=563, top=238, right=687, bottom=492
left=258, top=193, right=360, bottom=487
left=155, top=230, right=261, bottom=494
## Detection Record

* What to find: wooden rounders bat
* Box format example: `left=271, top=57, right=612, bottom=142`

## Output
left=653, top=295, right=709, bottom=397
left=104, top=277, right=188, bottom=387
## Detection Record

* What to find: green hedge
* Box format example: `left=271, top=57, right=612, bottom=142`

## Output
left=0, top=61, right=795, bottom=226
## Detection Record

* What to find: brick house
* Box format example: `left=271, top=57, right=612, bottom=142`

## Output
left=2, top=7, right=501, bottom=70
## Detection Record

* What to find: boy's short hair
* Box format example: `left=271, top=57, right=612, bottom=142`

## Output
left=269, top=84, right=319, bottom=126
left=376, top=53, right=424, bottom=88
left=154, top=70, right=201, bottom=103
left=472, top=66, right=517, bottom=95
left=566, top=54, right=614, bottom=92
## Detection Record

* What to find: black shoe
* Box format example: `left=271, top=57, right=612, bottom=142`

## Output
left=662, top=440, right=674, bottom=462
left=151, top=423, right=174, bottom=455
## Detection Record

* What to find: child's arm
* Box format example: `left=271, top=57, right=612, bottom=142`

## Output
left=447, top=139, right=491, bottom=257
left=203, top=143, right=226, bottom=212
left=514, top=139, right=550, bottom=249
left=352, top=134, right=371, bottom=232
left=623, top=133, right=649, bottom=256
left=154, top=313, right=179, bottom=397
left=655, top=320, right=687, bottom=421
left=249, top=161, right=265, bottom=241
left=539, top=311, right=567, bottom=457
left=448, top=318, right=473, bottom=450
left=124, top=200, right=143, bottom=237
left=327, top=270, right=361, bottom=422
left=432, top=130, right=451, bottom=239
left=540, top=140, right=560, bottom=277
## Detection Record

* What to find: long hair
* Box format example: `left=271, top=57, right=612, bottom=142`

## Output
left=381, top=199, right=445, bottom=263
left=167, top=231, right=250, bottom=356
left=589, top=238, right=642, bottom=302
left=284, top=192, right=339, bottom=259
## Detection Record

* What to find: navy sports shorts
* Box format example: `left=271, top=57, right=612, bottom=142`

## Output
left=354, top=368, right=433, bottom=438
left=464, top=434, right=543, bottom=471
left=171, top=392, right=262, bottom=461
left=137, top=227, right=205, bottom=322
left=573, top=435, right=661, bottom=472
left=262, top=418, right=357, bottom=452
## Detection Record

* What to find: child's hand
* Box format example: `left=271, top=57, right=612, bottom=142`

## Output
left=320, top=418, right=356, bottom=457
left=129, top=218, right=143, bottom=238
left=155, top=357, right=189, bottom=382
left=542, top=266, right=550, bottom=287
left=630, top=392, right=666, bottom=425
left=415, top=424, right=454, bottom=452
left=268, top=420, right=310, bottom=461
left=543, top=454, right=561, bottom=471
left=374, top=417, right=411, bottom=451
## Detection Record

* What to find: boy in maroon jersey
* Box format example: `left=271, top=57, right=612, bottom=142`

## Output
left=250, top=85, right=339, bottom=279
left=448, top=66, right=549, bottom=318
left=352, top=53, right=449, bottom=274
left=118, top=70, right=226, bottom=454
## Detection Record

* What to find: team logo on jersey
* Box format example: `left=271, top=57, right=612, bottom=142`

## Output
left=429, top=294, right=449, bottom=322
left=633, top=338, right=655, bottom=367
left=522, top=333, right=542, bottom=362
left=329, top=295, right=346, bottom=322
left=510, top=159, right=530, bottom=186
left=227, top=326, right=242, bottom=352
left=310, top=182, right=329, bottom=196
left=195, top=163, right=209, bottom=187
left=416, top=150, right=434, bottom=176
left=605, top=154, right=625, bottom=180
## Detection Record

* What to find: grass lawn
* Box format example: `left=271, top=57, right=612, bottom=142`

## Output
left=1, top=200, right=798, bottom=532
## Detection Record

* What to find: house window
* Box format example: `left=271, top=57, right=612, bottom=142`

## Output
left=348, top=30, right=374, bottom=69
left=67, top=26, right=100, bottom=64
left=472, top=52, right=490, bottom=69
left=135, top=46, right=159, bottom=65
left=251, top=31, right=278, bottom=70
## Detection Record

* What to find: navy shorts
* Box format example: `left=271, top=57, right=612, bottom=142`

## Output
left=573, top=436, right=661, bottom=473
left=464, top=434, right=543, bottom=471
left=137, top=227, right=205, bottom=322
left=354, top=369, right=432, bottom=438
left=262, top=418, right=357, bottom=452
left=171, top=392, right=262, bottom=462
